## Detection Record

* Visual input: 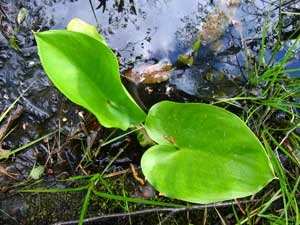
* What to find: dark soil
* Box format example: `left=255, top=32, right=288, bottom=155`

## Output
left=0, top=0, right=299, bottom=224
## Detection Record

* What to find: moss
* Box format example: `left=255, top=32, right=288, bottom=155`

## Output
left=23, top=192, right=84, bottom=225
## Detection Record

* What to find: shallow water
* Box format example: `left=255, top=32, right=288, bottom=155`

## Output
left=0, top=0, right=300, bottom=224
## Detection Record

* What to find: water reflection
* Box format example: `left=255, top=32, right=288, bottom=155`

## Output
left=0, top=1, right=300, bottom=224
left=1, top=0, right=299, bottom=114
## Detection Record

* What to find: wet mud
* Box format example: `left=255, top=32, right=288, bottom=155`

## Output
left=0, top=0, right=300, bottom=224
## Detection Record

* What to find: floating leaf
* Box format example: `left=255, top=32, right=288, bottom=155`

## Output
left=35, top=30, right=146, bottom=130
left=178, top=54, right=193, bottom=66
left=142, top=101, right=274, bottom=203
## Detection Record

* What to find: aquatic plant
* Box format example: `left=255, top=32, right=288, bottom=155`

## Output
left=34, top=18, right=274, bottom=204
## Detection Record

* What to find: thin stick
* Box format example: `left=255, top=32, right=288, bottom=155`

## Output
left=52, top=200, right=258, bottom=225
left=88, top=0, right=100, bottom=28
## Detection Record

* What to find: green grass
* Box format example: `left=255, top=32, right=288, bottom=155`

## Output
left=2, top=2, right=300, bottom=225
left=21, top=173, right=187, bottom=225
left=213, top=10, right=300, bottom=224
left=18, top=128, right=187, bottom=225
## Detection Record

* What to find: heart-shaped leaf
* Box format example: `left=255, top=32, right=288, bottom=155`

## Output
left=142, top=101, right=274, bottom=203
left=35, top=30, right=146, bottom=130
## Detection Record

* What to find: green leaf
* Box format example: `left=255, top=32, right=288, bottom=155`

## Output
left=29, top=165, right=45, bottom=180
left=9, top=35, right=20, bottom=51
left=142, top=101, right=274, bottom=204
left=66, top=18, right=107, bottom=45
left=35, top=30, right=146, bottom=130
left=192, top=39, right=201, bottom=52
left=178, top=54, right=193, bottom=66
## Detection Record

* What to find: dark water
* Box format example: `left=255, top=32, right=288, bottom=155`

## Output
left=0, top=0, right=300, bottom=224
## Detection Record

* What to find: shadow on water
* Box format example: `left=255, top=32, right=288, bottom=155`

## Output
left=0, top=0, right=300, bottom=224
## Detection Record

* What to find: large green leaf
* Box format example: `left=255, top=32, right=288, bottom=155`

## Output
left=35, top=30, right=146, bottom=130
left=66, top=18, right=108, bottom=45
left=142, top=101, right=274, bottom=203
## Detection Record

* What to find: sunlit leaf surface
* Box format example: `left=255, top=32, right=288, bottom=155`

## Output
left=142, top=101, right=274, bottom=203
left=35, top=30, right=146, bottom=130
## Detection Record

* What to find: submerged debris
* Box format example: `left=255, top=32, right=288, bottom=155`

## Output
left=199, top=0, right=240, bottom=45
left=199, top=12, right=229, bottom=45
left=17, top=7, right=27, bottom=25
left=124, top=60, right=173, bottom=84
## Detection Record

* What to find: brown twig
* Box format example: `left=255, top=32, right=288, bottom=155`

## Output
left=103, top=168, right=130, bottom=178
left=130, top=163, right=145, bottom=185
left=52, top=199, right=258, bottom=225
